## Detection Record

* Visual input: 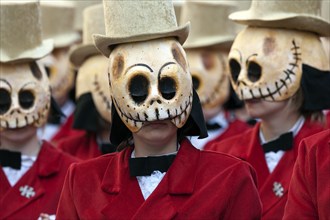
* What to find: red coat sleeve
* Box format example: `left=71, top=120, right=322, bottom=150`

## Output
left=283, top=130, right=330, bottom=220
left=56, top=163, right=80, bottom=220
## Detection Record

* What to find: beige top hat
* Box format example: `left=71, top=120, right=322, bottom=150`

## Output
left=73, top=0, right=102, bottom=31
left=70, top=4, right=105, bottom=67
left=0, top=0, right=53, bottom=63
left=229, top=0, right=330, bottom=37
left=93, top=0, right=190, bottom=57
left=41, top=1, right=81, bottom=48
left=180, top=1, right=237, bottom=49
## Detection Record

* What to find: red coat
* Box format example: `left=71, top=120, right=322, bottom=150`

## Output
left=283, top=129, right=330, bottom=220
left=51, top=113, right=85, bottom=145
left=57, top=132, right=102, bottom=160
left=56, top=138, right=262, bottom=219
left=0, top=141, right=79, bottom=219
left=208, top=120, right=325, bottom=220
left=203, top=119, right=251, bottom=150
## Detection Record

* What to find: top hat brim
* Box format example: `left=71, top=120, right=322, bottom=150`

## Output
left=52, top=32, right=81, bottom=48
left=93, top=22, right=190, bottom=58
left=230, top=11, right=330, bottom=37
left=183, top=35, right=235, bottom=49
left=0, top=39, right=54, bottom=63
left=69, top=44, right=100, bottom=67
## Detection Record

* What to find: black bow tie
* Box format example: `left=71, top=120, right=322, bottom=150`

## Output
left=129, top=154, right=176, bottom=177
left=205, top=122, right=222, bottom=131
left=0, top=149, right=22, bottom=170
left=100, top=143, right=117, bottom=154
left=262, top=132, right=294, bottom=153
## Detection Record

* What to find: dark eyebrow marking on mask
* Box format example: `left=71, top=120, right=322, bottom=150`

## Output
left=0, top=79, right=12, bottom=91
left=246, top=53, right=258, bottom=65
left=158, top=62, right=176, bottom=80
left=29, top=62, right=42, bottom=80
left=125, top=63, right=153, bottom=74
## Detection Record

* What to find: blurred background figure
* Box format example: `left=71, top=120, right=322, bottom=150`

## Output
left=0, top=1, right=78, bottom=219
left=37, top=1, right=80, bottom=143
left=180, top=1, right=252, bottom=150
left=56, top=4, right=115, bottom=160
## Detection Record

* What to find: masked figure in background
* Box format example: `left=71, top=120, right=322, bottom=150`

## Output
left=56, top=1, right=262, bottom=219
left=180, top=1, right=252, bottom=150
left=209, top=0, right=330, bottom=219
left=37, top=1, right=81, bottom=143
left=56, top=4, right=115, bottom=160
left=0, top=1, right=78, bottom=219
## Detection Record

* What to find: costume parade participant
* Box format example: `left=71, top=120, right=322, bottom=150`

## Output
left=56, top=4, right=115, bottom=160
left=208, top=0, right=330, bottom=219
left=0, top=1, right=78, bottom=219
left=56, top=1, right=262, bottom=219
left=283, top=129, right=330, bottom=219
left=180, top=1, right=251, bottom=150
left=38, top=1, right=81, bottom=143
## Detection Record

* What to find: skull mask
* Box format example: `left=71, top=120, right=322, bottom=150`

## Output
left=186, top=48, right=230, bottom=109
left=228, top=27, right=328, bottom=101
left=39, top=48, right=75, bottom=104
left=109, top=38, right=193, bottom=133
left=0, top=61, right=51, bottom=130
left=76, top=55, right=112, bottom=123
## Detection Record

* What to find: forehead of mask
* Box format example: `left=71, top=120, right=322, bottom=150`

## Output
left=109, top=38, right=193, bottom=133
left=39, top=48, right=75, bottom=103
left=228, top=27, right=328, bottom=102
left=186, top=48, right=230, bottom=110
left=77, top=55, right=112, bottom=123
left=0, top=61, right=51, bottom=130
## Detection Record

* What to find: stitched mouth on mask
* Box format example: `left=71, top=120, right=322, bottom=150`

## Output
left=113, top=94, right=192, bottom=127
left=93, top=74, right=111, bottom=110
left=0, top=103, right=49, bottom=129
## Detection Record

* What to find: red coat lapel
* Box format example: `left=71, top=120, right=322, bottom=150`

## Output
left=101, top=139, right=199, bottom=219
left=0, top=142, right=62, bottom=219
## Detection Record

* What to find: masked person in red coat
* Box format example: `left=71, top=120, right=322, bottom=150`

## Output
left=56, top=1, right=262, bottom=219
left=283, top=129, right=330, bottom=220
left=179, top=2, right=252, bottom=150
left=56, top=4, right=115, bottom=160
left=0, top=1, right=79, bottom=219
left=208, top=0, right=330, bottom=219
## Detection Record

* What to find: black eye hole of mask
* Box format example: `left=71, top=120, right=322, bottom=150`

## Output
left=248, top=61, right=262, bottom=82
left=0, top=88, right=11, bottom=115
left=129, top=74, right=149, bottom=105
left=159, top=76, right=176, bottom=100
left=192, top=75, right=200, bottom=90
left=229, top=59, right=241, bottom=83
left=19, top=90, right=35, bottom=109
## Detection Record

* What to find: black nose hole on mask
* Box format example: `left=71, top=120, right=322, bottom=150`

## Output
left=248, top=61, right=262, bottom=82
left=45, top=66, right=51, bottom=77
left=229, top=59, right=241, bottom=83
left=19, top=90, right=35, bottom=109
left=0, top=89, right=11, bottom=115
left=159, top=77, right=176, bottom=100
left=192, top=75, right=200, bottom=90
left=129, top=75, right=149, bottom=105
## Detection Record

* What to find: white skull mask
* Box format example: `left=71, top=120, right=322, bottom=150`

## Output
left=109, top=38, right=193, bottom=133
left=76, top=55, right=112, bottom=123
left=186, top=49, right=230, bottom=109
left=0, top=61, right=51, bottom=130
left=39, top=48, right=75, bottom=104
left=228, top=27, right=328, bottom=101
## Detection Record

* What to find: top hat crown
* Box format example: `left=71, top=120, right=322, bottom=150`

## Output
left=93, top=0, right=190, bottom=57
left=180, top=1, right=237, bottom=49
left=229, top=0, right=330, bottom=36
left=41, top=1, right=81, bottom=48
left=0, top=0, right=53, bottom=63
left=70, top=4, right=105, bottom=67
